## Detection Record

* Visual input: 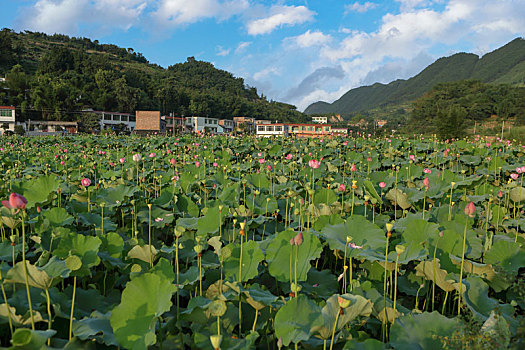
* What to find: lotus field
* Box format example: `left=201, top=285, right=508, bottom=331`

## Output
left=0, top=134, right=524, bottom=350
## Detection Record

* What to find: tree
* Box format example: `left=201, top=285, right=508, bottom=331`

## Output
left=14, top=124, right=25, bottom=135
left=434, top=104, right=467, bottom=139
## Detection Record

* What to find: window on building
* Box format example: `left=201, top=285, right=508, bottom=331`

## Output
left=267, top=126, right=274, bottom=131
left=121, top=115, right=128, bottom=122
left=103, top=114, right=111, bottom=120
left=275, top=126, right=282, bottom=132
left=112, top=115, right=119, bottom=121
left=301, top=126, right=306, bottom=131
left=308, top=127, right=313, bottom=131
left=258, top=126, right=265, bottom=131
left=0, top=110, right=12, bottom=117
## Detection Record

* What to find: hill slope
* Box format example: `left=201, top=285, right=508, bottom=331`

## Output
left=304, top=38, right=525, bottom=115
left=0, top=29, right=306, bottom=122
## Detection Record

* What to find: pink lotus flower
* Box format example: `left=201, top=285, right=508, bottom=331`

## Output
left=294, top=232, right=304, bottom=246
left=149, top=152, right=156, bottom=158
left=423, top=177, right=429, bottom=188
left=409, top=155, right=415, bottom=161
left=2, top=193, right=27, bottom=210
left=348, top=242, right=363, bottom=249
left=350, top=163, right=356, bottom=172
left=259, top=158, right=265, bottom=164
left=511, top=173, right=519, bottom=180
left=464, top=202, right=476, bottom=217
left=119, top=158, right=125, bottom=164
left=213, top=162, right=218, bottom=167
left=195, top=161, right=201, bottom=168
left=521, top=166, right=525, bottom=173
left=424, top=168, right=431, bottom=174
left=258, top=152, right=262, bottom=157
left=379, top=182, right=386, bottom=188
left=170, top=158, right=177, bottom=166
left=339, top=184, right=346, bottom=192
left=285, top=154, right=293, bottom=160
left=308, top=159, right=321, bottom=169
left=81, top=178, right=91, bottom=187
left=498, top=190, right=503, bottom=197
left=267, top=164, right=272, bottom=171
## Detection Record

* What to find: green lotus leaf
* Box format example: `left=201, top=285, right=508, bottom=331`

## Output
left=127, top=244, right=157, bottom=264
left=385, top=188, right=411, bottom=210
left=321, top=215, right=385, bottom=252
left=390, top=311, right=457, bottom=350
left=401, top=220, right=440, bottom=246
left=484, top=239, right=525, bottom=275
left=43, top=207, right=74, bottom=226
left=73, top=311, right=118, bottom=346
left=311, top=293, right=373, bottom=340
left=6, top=261, right=55, bottom=290
left=266, top=230, right=322, bottom=283
left=463, top=276, right=514, bottom=322
left=10, top=328, right=56, bottom=349
left=274, top=295, right=323, bottom=346
left=415, top=259, right=460, bottom=293
left=110, top=273, right=176, bottom=350
left=20, top=174, right=61, bottom=208
left=342, top=338, right=386, bottom=350
left=314, top=188, right=338, bottom=206
left=54, top=233, right=101, bottom=277
left=223, top=240, right=264, bottom=282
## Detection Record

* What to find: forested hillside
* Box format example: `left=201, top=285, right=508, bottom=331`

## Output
left=0, top=29, right=306, bottom=122
left=305, top=38, right=525, bottom=116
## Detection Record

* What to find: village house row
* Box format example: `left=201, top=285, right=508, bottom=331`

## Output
left=0, top=106, right=388, bottom=138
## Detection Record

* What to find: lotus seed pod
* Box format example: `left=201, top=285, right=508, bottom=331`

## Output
left=395, top=245, right=406, bottom=255
left=386, top=223, right=394, bottom=232
left=337, top=295, right=351, bottom=308
left=210, top=335, right=223, bottom=349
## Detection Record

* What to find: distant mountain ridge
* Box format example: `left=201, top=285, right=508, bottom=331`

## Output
left=304, top=38, right=525, bottom=115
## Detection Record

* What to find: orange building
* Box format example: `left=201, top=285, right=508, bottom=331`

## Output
left=287, top=123, right=332, bottom=138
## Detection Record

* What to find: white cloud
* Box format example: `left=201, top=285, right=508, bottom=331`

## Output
left=235, top=41, right=252, bottom=54
left=344, top=2, right=377, bottom=14
left=246, top=5, right=316, bottom=35
left=285, top=30, right=332, bottom=48
left=216, top=46, right=231, bottom=56
left=18, top=0, right=148, bottom=34
left=281, top=0, right=525, bottom=110
left=19, top=0, right=89, bottom=34
left=152, top=0, right=248, bottom=27
left=253, top=66, right=280, bottom=81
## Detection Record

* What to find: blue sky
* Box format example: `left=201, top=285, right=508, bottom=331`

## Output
left=2, top=0, right=524, bottom=110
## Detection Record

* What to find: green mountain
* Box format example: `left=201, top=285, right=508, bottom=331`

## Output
left=304, top=38, right=525, bottom=115
left=0, top=29, right=306, bottom=122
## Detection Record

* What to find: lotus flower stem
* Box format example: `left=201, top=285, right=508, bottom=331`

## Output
left=148, top=204, right=153, bottom=268
left=457, top=216, right=469, bottom=316
left=0, top=270, right=13, bottom=336
left=69, top=275, right=77, bottom=340
left=21, top=214, right=35, bottom=330
left=442, top=290, right=449, bottom=315
left=252, top=310, right=258, bottom=332
left=45, top=288, right=52, bottom=345
left=392, top=253, right=400, bottom=325
left=329, top=309, right=340, bottom=350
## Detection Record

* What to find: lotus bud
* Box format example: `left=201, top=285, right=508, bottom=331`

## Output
left=464, top=201, right=476, bottom=217
left=194, top=244, right=203, bottom=254
left=294, top=232, right=303, bottom=246
left=346, top=236, right=353, bottom=244
left=277, top=337, right=283, bottom=349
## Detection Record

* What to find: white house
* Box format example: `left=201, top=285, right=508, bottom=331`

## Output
left=312, top=116, right=328, bottom=124
left=256, top=123, right=288, bottom=137
left=185, top=116, right=224, bottom=134
left=0, top=106, right=16, bottom=134
left=83, top=110, right=136, bottom=131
